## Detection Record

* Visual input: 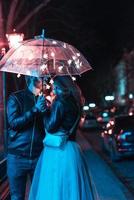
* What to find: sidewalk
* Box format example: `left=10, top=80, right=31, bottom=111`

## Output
left=77, top=131, right=133, bottom=200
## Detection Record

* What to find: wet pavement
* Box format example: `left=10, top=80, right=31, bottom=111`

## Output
left=80, top=129, right=134, bottom=200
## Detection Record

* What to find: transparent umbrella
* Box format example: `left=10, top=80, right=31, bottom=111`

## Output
left=0, top=31, right=92, bottom=77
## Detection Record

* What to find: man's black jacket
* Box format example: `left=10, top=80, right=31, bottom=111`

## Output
left=7, top=89, right=45, bottom=159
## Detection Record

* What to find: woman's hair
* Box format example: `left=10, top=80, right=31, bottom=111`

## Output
left=53, top=75, right=84, bottom=106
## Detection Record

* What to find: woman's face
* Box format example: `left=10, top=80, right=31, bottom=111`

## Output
left=53, top=83, right=62, bottom=95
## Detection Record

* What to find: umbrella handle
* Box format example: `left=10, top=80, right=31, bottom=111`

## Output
left=41, top=77, right=44, bottom=92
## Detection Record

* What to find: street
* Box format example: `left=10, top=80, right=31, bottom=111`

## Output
left=81, top=129, right=134, bottom=198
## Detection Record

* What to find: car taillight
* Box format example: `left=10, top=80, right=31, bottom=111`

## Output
left=101, top=132, right=104, bottom=137
left=101, top=130, right=108, bottom=137
left=110, top=120, right=114, bottom=125
left=106, top=123, right=111, bottom=128
left=108, top=129, right=112, bottom=135
left=106, top=120, right=114, bottom=128
left=97, top=117, right=103, bottom=122
left=120, top=129, right=124, bottom=134
left=129, top=112, right=133, bottom=116
left=81, top=117, right=85, bottom=122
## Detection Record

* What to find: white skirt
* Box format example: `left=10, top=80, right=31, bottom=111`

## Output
left=29, top=141, right=94, bottom=200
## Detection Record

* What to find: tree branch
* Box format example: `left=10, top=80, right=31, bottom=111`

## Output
left=0, top=0, right=5, bottom=39
left=14, top=0, right=25, bottom=22
left=6, top=0, right=19, bottom=33
left=16, top=0, right=51, bottom=31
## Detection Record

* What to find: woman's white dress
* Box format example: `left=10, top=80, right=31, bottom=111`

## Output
left=29, top=140, right=94, bottom=200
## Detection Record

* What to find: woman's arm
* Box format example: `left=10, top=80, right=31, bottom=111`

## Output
left=44, top=100, right=64, bottom=133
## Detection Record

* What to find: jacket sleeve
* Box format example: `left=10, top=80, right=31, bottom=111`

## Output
left=45, top=100, right=64, bottom=133
left=7, top=95, right=37, bottom=131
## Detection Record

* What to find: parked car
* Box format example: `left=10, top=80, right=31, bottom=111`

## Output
left=79, top=114, right=101, bottom=130
left=101, top=115, right=134, bottom=161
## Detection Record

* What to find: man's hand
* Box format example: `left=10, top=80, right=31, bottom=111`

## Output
left=35, top=95, right=46, bottom=112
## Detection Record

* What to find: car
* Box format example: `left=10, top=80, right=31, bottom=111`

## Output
left=101, top=115, right=134, bottom=161
left=79, top=114, right=101, bottom=130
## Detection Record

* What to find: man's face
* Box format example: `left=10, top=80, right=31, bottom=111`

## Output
left=28, top=77, right=47, bottom=95
left=28, top=77, right=43, bottom=95
left=32, top=77, right=43, bottom=90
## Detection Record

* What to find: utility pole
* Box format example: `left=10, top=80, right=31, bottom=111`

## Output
left=0, top=47, right=6, bottom=153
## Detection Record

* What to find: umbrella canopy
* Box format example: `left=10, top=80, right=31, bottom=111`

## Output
left=0, top=36, right=92, bottom=77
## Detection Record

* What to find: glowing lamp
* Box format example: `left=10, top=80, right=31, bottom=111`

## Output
left=129, top=93, right=133, bottom=99
left=83, top=106, right=89, bottom=111
left=89, top=103, right=96, bottom=108
left=6, top=31, right=24, bottom=48
left=105, top=95, right=115, bottom=101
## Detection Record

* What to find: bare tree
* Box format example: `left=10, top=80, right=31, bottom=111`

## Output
left=0, top=0, right=51, bottom=48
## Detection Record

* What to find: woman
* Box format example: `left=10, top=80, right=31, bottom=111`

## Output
left=29, top=75, right=94, bottom=200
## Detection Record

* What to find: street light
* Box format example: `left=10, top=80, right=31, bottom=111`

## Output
left=129, top=93, right=133, bottom=99
left=89, top=103, right=96, bottom=108
left=6, top=30, right=24, bottom=49
left=83, top=106, right=89, bottom=111
left=2, top=30, right=24, bottom=152
left=105, top=95, right=115, bottom=101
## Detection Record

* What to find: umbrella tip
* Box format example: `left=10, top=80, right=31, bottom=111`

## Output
left=34, top=29, right=45, bottom=40
left=42, top=29, right=45, bottom=38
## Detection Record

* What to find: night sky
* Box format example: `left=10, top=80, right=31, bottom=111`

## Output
left=28, top=0, right=134, bottom=104
left=8, top=0, right=134, bottom=103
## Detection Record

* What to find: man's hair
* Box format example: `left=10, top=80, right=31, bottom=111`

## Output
left=25, top=76, right=44, bottom=87
left=25, top=75, right=32, bottom=86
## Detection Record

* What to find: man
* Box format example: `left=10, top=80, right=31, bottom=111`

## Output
left=6, top=76, right=46, bottom=200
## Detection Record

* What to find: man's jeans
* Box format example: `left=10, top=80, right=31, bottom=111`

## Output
left=7, top=154, right=39, bottom=200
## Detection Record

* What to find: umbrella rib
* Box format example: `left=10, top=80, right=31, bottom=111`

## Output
left=68, top=45, right=82, bottom=76
left=59, top=42, right=79, bottom=76
left=0, top=39, right=35, bottom=69
left=45, top=45, right=51, bottom=78
left=56, top=41, right=70, bottom=76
